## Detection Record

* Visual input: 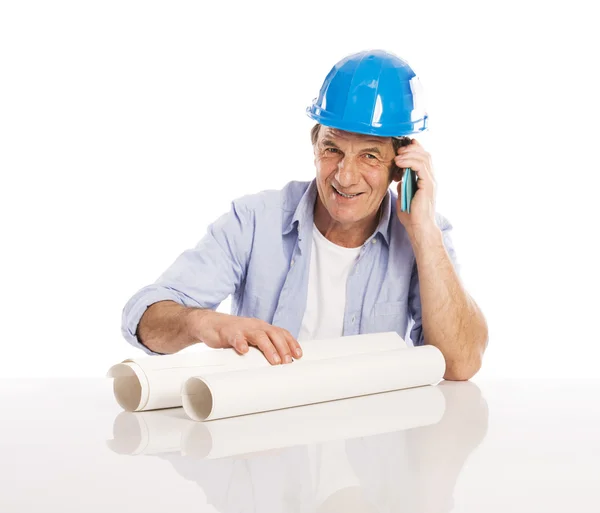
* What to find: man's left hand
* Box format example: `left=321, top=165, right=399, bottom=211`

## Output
left=394, top=139, right=438, bottom=242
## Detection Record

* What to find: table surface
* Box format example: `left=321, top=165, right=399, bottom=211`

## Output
left=0, top=378, right=598, bottom=513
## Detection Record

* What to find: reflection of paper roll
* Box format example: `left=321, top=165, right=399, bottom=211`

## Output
left=107, top=332, right=405, bottom=412
left=182, top=346, right=445, bottom=421
left=106, top=409, right=193, bottom=455
left=181, top=385, right=445, bottom=459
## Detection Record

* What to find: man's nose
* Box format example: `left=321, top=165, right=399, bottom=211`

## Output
left=335, top=157, right=360, bottom=187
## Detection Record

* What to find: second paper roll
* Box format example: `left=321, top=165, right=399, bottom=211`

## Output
left=182, top=345, right=445, bottom=421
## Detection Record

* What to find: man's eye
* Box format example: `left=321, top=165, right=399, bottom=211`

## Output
left=325, top=148, right=340, bottom=154
left=364, top=153, right=377, bottom=160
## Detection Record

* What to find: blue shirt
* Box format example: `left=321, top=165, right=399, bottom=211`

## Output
left=121, top=179, right=460, bottom=355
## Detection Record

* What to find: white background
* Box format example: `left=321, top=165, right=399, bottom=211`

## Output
left=1, top=0, right=598, bottom=379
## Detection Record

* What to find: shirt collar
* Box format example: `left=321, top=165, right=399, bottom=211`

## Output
left=282, top=179, right=318, bottom=237
left=372, top=188, right=392, bottom=246
left=283, top=179, right=392, bottom=246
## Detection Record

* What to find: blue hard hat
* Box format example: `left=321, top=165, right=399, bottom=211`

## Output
left=306, top=50, right=428, bottom=137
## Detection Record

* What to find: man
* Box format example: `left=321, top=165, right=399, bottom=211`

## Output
left=121, top=50, right=488, bottom=381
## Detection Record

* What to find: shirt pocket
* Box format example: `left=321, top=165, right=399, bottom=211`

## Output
left=371, top=300, right=408, bottom=336
left=374, top=300, right=406, bottom=316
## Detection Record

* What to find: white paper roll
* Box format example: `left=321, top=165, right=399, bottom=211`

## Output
left=107, top=332, right=405, bottom=412
left=181, top=385, right=445, bottom=459
left=182, top=345, right=445, bottom=421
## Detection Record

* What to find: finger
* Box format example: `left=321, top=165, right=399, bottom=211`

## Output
left=395, top=148, right=429, bottom=160
left=282, top=329, right=303, bottom=359
left=393, top=158, right=431, bottom=182
left=247, top=331, right=281, bottom=365
left=230, top=333, right=249, bottom=355
left=395, top=148, right=434, bottom=179
left=267, top=329, right=293, bottom=364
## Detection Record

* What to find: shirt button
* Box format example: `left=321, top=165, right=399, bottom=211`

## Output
left=290, top=259, right=295, bottom=267
left=351, top=315, right=356, bottom=323
left=372, top=239, right=377, bottom=244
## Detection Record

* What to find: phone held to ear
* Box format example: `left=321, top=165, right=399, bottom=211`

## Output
left=400, top=168, right=418, bottom=213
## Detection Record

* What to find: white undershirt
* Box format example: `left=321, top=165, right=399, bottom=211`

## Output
left=297, top=224, right=362, bottom=342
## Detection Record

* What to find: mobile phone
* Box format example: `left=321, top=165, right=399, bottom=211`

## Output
left=400, top=168, right=417, bottom=213
left=396, top=137, right=417, bottom=213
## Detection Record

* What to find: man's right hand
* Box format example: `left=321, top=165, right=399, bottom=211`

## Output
left=193, top=310, right=302, bottom=365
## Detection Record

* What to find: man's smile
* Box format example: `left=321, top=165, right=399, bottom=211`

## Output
left=331, top=183, right=364, bottom=199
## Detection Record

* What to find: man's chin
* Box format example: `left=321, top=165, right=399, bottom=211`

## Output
left=328, top=211, right=364, bottom=226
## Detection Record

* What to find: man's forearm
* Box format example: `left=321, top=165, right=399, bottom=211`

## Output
left=137, top=301, right=211, bottom=354
left=410, top=226, right=488, bottom=381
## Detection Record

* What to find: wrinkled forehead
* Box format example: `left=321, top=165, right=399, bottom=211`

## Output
left=318, top=126, right=394, bottom=148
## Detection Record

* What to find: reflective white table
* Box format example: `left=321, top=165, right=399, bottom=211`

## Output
left=1, top=378, right=598, bottom=512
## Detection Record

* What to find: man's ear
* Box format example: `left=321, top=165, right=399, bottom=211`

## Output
left=391, top=167, right=403, bottom=183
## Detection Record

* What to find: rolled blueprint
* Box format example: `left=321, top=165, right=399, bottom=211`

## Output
left=105, top=385, right=445, bottom=458
left=182, top=345, right=445, bottom=421
left=107, top=332, right=406, bottom=412
left=181, top=385, right=445, bottom=459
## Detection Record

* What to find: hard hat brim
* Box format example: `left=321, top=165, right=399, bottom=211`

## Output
left=306, top=105, right=428, bottom=138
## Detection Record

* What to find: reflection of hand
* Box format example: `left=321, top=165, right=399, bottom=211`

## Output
left=407, top=381, right=489, bottom=513
left=317, top=486, right=378, bottom=513
left=195, top=310, right=302, bottom=365
left=435, top=381, right=489, bottom=445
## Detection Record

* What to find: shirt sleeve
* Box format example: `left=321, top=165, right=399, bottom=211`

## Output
left=407, top=213, right=461, bottom=347
left=121, top=200, right=254, bottom=355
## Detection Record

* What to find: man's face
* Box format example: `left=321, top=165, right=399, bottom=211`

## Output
left=314, top=127, right=398, bottom=227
